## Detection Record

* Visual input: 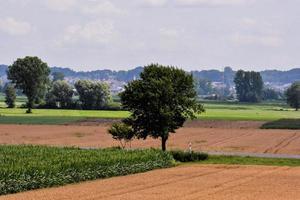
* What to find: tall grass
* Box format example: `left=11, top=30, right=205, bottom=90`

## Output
left=0, top=145, right=174, bottom=195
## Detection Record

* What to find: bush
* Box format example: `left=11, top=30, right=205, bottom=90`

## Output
left=0, top=145, right=174, bottom=195
left=170, top=150, right=208, bottom=162
left=108, top=122, right=135, bottom=148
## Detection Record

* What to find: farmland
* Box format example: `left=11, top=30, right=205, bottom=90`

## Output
left=0, top=101, right=299, bottom=124
left=0, top=145, right=174, bottom=195
left=0, top=99, right=300, bottom=198
left=2, top=165, right=300, bottom=200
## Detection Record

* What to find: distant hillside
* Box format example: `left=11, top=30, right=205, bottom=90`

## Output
left=51, top=66, right=144, bottom=82
left=0, top=64, right=299, bottom=85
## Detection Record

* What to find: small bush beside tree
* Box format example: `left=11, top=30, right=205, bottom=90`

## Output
left=108, top=122, right=135, bottom=149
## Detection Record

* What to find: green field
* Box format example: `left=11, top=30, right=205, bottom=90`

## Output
left=0, top=101, right=299, bottom=124
left=0, top=145, right=174, bottom=195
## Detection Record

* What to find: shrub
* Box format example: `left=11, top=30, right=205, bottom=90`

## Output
left=170, top=150, right=208, bottom=162
left=108, top=122, right=135, bottom=148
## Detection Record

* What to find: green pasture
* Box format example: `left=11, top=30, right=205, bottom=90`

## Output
left=0, top=100, right=299, bottom=124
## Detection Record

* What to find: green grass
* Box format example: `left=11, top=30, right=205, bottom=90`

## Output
left=0, top=101, right=299, bottom=124
left=198, top=155, right=300, bottom=167
left=261, top=119, right=300, bottom=129
left=0, top=108, right=130, bottom=124
left=0, top=145, right=174, bottom=195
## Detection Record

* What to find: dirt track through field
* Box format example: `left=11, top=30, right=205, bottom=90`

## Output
left=1, top=121, right=300, bottom=155
left=2, top=165, right=300, bottom=200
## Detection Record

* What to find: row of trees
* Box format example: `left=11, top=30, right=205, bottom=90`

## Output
left=6, top=56, right=111, bottom=112
left=233, top=70, right=300, bottom=110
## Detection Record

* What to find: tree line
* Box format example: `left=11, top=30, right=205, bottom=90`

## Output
left=4, top=56, right=300, bottom=113
left=6, top=56, right=111, bottom=113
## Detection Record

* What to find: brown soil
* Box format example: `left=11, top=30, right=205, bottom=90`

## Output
left=1, top=121, right=300, bottom=155
left=2, top=165, right=300, bottom=200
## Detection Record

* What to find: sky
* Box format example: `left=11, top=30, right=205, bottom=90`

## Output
left=0, top=0, right=299, bottom=71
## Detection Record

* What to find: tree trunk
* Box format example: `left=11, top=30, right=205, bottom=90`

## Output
left=161, top=136, right=168, bottom=151
left=26, top=107, right=32, bottom=114
left=26, top=99, right=33, bottom=114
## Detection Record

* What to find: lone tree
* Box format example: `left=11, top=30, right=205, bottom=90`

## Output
left=234, top=70, right=263, bottom=102
left=120, top=64, right=204, bottom=151
left=7, top=56, right=50, bottom=113
left=286, top=82, right=300, bottom=111
left=4, top=84, right=16, bottom=108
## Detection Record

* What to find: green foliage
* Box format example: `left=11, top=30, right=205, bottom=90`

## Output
left=234, top=70, right=263, bottom=102
left=0, top=145, right=174, bottom=195
left=121, top=64, right=204, bottom=151
left=4, top=84, right=16, bottom=108
left=262, top=87, right=283, bottom=101
left=75, top=80, right=111, bottom=110
left=108, top=122, right=135, bottom=148
left=46, top=80, right=74, bottom=108
left=261, top=119, right=300, bottom=129
left=7, top=56, right=50, bottom=113
left=52, top=72, right=65, bottom=81
left=286, top=82, right=300, bottom=111
left=170, top=150, right=208, bottom=162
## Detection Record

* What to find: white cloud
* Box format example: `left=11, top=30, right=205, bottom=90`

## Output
left=45, top=0, right=77, bottom=11
left=231, top=33, right=283, bottom=47
left=159, top=28, right=182, bottom=38
left=240, top=18, right=257, bottom=28
left=61, top=20, right=116, bottom=45
left=81, top=1, right=124, bottom=15
left=0, top=17, right=32, bottom=35
left=175, top=0, right=248, bottom=6
left=45, top=0, right=124, bottom=15
left=143, top=0, right=168, bottom=6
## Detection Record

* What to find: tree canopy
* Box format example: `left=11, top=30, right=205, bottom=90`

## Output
left=286, top=82, right=300, bottom=111
left=234, top=70, right=263, bottom=102
left=74, top=80, right=111, bottom=110
left=7, top=56, right=50, bottom=113
left=120, top=64, right=204, bottom=151
left=46, top=80, right=74, bottom=108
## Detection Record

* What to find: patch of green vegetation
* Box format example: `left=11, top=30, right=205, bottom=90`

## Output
left=198, top=155, right=300, bottom=167
left=0, top=145, right=174, bottom=195
left=0, top=101, right=298, bottom=124
left=170, top=150, right=208, bottom=162
left=261, top=119, right=300, bottom=129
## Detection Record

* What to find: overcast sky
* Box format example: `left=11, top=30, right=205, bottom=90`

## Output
left=0, top=0, right=299, bottom=71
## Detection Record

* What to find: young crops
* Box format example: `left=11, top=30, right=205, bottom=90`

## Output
left=0, top=145, right=174, bottom=195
